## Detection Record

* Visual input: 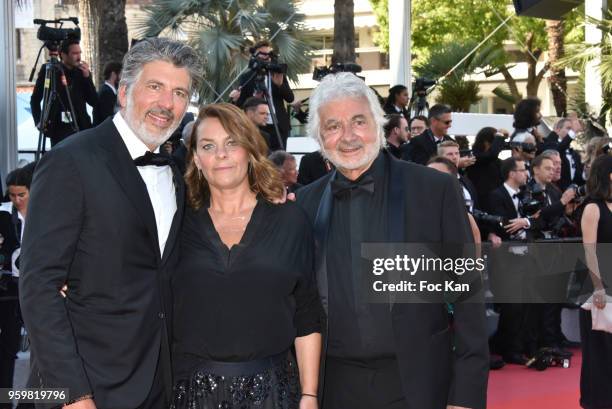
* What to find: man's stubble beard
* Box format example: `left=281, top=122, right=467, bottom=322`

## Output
left=124, top=91, right=183, bottom=149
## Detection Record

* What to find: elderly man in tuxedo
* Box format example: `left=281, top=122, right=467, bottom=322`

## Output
left=20, top=38, right=201, bottom=409
left=296, top=73, right=489, bottom=409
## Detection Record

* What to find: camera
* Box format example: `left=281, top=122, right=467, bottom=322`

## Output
left=569, top=183, right=587, bottom=200
left=518, top=183, right=547, bottom=217
left=413, top=78, right=436, bottom=95
left=502, top=141, right=537, bottom=154
left=312, top=62, right=363, bottom=82
left=34, top=18, right=81, bottom=52
left=248, top=51, right=288, bottom=76
left=526, top=347, right=571, bottom=371
left=471, top=209, right=507, bottom=228
left=460, top=149, right=473, bottom=157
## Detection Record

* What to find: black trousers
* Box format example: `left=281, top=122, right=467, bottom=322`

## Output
left=0, top=280, right=21, bottom=396
left=322, top=357, right=408, bottom=409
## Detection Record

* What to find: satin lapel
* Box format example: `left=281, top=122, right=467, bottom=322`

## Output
left=97, top=120, right=161, bottom=260
left=313, top=171, right=335, bottom=316
left=387, top=155, right=405, bottom=311
left=161, top=163, right=184, bottom=266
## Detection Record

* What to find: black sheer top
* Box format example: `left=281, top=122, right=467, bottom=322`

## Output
left=172, top=198, right=321, bottom=378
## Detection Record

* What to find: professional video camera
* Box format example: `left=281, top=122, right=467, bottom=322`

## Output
left=518, top=183, right=548, bottom=217
left=502, top=141, right=537, bottom=154
left=409, top=77, right=436, bottom=118
left=248, top=51, right=288, bottom=76
left=34, top=17, right=80, bottom=52
left=312, top=62, right=363, bottom=82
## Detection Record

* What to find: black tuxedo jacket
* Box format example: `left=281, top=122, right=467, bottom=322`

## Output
left=297, top=151, right=332, bottom=186
left=20, top=119, right=184, bottom=409
left=236, top=71, right=294, bottom=137
left=0, top=206, right=20, bottom=271
left=296, top=153, right=489, bottom=409
left=542, top=132, right=584, bottom=190
left=405, top=129, right=453, bottom=165
left=93, top=83, right=117, bottom=126
left=459, top=173, right=479, bottom=210
left=30, top=64, right=98, bottom=145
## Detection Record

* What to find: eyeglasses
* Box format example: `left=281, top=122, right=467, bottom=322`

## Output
left=199, top=139, right=241, bottom=155
left=410, top=126, right=425, bottom=133
left=321, top=117, right=370, bottom=138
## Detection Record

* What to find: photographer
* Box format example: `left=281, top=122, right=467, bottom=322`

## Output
left=30, top=38, right=97, bottom=147
left=0, top=164, right=33, bottom=397
left=541, top=118, right=584, bottom=190
left=467, top=127, right=508, bottom=211
left=511, top=132, right=538, bottom=177
left=234, top=40, right=294, bottom=150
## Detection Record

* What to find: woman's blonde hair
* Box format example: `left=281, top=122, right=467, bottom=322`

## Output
left=185, top=103, right=285, bottom=209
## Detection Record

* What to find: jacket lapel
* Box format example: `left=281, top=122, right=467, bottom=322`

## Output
left=161, top=163, right=184, bottom=266
left=313, top=172, right=335, bottom=316
left=97, top=119, right=161, bottom=260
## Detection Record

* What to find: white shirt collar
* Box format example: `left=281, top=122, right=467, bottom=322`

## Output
left=105, top=81, right=117, bottom=95
left=113, top=112, right=159, bottom=160
left=504, top=183, right=519, bottom=197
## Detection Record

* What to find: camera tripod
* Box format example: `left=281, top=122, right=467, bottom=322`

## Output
left=408, top=89, right=430, bottom=119
left=30, top=47, right=79, bottom=159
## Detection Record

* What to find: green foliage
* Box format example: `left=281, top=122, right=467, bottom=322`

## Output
left=136, top=0, right=312, bottom=102
left=435, top=77, right=481, bottom=112
left=369, top=0, right=389, bottom=52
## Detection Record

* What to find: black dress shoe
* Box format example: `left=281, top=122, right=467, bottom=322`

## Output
left=490, top=356, right=505, bottom=370
left=503, top=353, right=529, bottom=365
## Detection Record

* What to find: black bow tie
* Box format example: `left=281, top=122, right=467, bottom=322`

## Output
left=331, top=175, right=375, bottom=198
left=512, top=193, right=519, bottom=199
left=133, top=151, right=173, bottom=167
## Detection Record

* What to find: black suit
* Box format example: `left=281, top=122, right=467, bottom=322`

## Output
left=30, top=64, right=98, bottom=147
left=297, top=151, right=332, bottom=186
left=541, top=132, right=584, bottom=190
left=20, top=119, right=183, bottom=409
left=404, top=129, right=453, bottom=165
left=237, top=71, right=294, bottom=150
left=296, top=153, right=489, bottom=409
left=93, top=83, right=117, bottom=126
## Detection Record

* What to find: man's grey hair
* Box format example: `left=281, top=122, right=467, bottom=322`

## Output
left=512, top=131, right=535, bottom=144
left=268, top=150, right=295, bottom=168
left=119, top=38, right=202, bottom=95
left=540, top=149, right=560, bottom=160
left=307, top=72, right=386, bottom=148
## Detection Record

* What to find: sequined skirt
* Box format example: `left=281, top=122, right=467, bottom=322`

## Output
left=171, top=351, right=300, bottom=409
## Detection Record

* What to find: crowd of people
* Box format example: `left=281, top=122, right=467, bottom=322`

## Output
left=0, top=35, right=611, bottom=409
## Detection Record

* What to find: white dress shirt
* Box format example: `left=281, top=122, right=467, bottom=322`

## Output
left=113, top=113, right=177, bottom=256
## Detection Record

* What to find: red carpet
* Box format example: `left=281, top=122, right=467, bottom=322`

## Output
left=487, top=350, right=582, bottom=409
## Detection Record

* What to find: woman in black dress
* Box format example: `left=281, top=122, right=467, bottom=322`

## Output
left=580, top=154, right=612, bottom=409
left=172, top=103, right=321, bottom=409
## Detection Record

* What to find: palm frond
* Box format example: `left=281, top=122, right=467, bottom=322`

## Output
left=492, top=85, right=520, bottom=105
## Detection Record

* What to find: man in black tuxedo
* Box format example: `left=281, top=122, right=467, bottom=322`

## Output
left=437, top=140, right=479, bottom=212
left=541, top=118, right=584, bottom=190
left=243, top=97, right=273, bottom=149
left=30, top=39, right=98, bottom=147
left=20, top=38, right=201, bottom=409
left=296, top=73, right=488, bottom=409
left=487, top=157, right=535, bottom=364
left=405, top=104, right=454, bottom=165
left=93, top=61, right=122, bottom=126
left=234, top=40, right=294, bottom=150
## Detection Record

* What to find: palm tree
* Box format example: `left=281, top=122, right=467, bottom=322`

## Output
left=547, top=19, right=567, bottom=117
left=332, top=0, right=355, bottom=64
left=136, top=0, right=312, bottom=103
left=78, top=0, right=129, bottom=86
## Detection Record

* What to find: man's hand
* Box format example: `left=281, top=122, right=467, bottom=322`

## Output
left=488, top=232, right=502, bottom=249
left=271, top=72, right=284, bottom=87
left=458, top=156, right=476, bottom=168
left=78, top=61, right=91, bottom=78
left=64, top=398, right=96, bottom=409
left=229, top=88, right=241, bottom=102
left=496, top=128, right=510, bottom=138
left=560, top=188, right=577, bottom=206
left=504, top=218, right=529, bottom=234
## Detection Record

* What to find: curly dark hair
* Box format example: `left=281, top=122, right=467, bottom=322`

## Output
left=513, top=98, right=541, bottom=130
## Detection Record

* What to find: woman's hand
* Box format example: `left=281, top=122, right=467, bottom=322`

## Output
left=593, top=288, right=607, bottom=310
left=299, top=394, right=318, bottom=409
